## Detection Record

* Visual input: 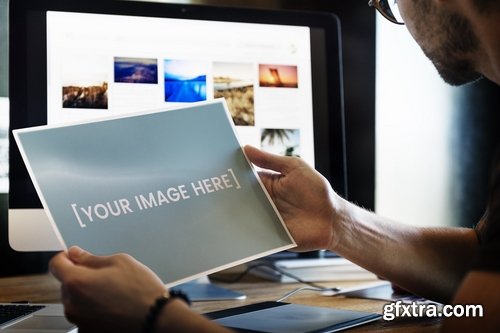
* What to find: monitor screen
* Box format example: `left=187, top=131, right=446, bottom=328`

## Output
left=9, top=0, right=345, bottom=251
left=46, top=10, right=314, bottom=159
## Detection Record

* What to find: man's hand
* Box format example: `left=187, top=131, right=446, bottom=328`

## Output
left=244, top=145, right=341, bottom=252
left=50, top=246, right=167, bottom=333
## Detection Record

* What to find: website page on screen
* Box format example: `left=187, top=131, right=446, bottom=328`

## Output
left=46, top=11, right=315, bottom=166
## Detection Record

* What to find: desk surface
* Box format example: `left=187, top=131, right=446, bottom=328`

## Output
left=0, top=271, right=441, bottom=332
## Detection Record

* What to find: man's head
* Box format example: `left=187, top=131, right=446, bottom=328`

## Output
left=374, top=0, right=500, bottom=86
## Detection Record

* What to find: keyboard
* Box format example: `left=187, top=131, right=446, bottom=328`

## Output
left=0, top=304, right=45, bottom=325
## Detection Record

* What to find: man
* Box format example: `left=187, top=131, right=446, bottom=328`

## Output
left=50, top=0, right=500, bottom=331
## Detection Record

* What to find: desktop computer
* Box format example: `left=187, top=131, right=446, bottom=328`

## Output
left=8, top=0, right=346, bottom=280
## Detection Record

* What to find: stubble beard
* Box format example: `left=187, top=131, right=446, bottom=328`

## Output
left=414, top=4, right=483, bottom=86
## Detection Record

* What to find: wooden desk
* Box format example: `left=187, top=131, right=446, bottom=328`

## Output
left=0, top=272, right=441, bottom=332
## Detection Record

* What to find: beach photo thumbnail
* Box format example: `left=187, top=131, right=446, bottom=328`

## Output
left=213, top=62, right=254, bottom=126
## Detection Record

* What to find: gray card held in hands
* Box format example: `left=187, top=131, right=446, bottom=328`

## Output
left=13, top=99, right=296, bottom=286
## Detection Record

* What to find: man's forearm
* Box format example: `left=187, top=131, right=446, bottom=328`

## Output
left=331, top=198, right=479, bottom=302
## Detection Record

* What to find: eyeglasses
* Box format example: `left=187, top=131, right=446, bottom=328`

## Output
left=368, top=0, right=404, bottom=25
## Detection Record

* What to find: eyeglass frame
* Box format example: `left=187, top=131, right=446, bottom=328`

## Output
left=368, top=0, right=405, bottom=25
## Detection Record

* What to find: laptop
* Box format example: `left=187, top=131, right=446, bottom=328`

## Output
left=0, top=303, right=76, bottom=332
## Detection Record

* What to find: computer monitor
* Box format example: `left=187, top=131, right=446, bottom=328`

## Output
left=9, top=0, right=346, bottom=253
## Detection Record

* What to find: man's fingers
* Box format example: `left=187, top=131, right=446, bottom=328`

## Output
left=49, top=251, right=78, bottom=282
left=244, top=145, right=298, bottom=175
left=67, top=246, right=115, bottom=269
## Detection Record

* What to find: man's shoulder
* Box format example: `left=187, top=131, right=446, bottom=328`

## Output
left=443, top=270, right=500, bottom=333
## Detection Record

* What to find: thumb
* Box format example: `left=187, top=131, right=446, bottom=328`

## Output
left=49, top=250, right=77, bottom=282
left=244, top=145, right=297, bottom=175
left=68, top=246, right=114, bottom=268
